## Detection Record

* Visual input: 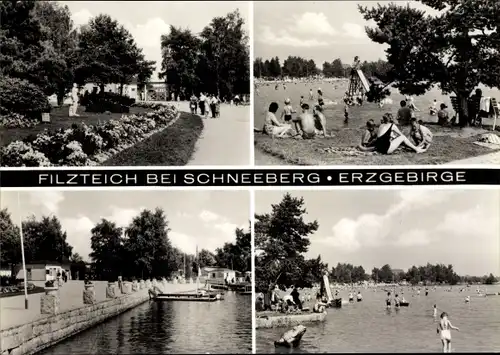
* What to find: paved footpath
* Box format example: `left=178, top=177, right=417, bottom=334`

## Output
left=174, top=102, right=250, bottom=166
left=446, top=150, right=500, bottom=165
left=0, top=281, right=108, bottom=330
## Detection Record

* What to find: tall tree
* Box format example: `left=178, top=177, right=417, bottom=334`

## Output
left=0, top=208, right=21, bottom=267
left=160, top=26, right=201, bottom=98
left=359, top=0, right=500, bottom=126
left=124, top=208, right=176, bottom=279
left=32, top=1, right=79, bottom=104
left=199, top=10, right=250, bottom=98
left=255, top=193, right=319, bottom=292
left=89, top=219, right=124, bottom=281
left=22, top=215, right=73, bottom=263
left=75, top=14, right=144, bottom=92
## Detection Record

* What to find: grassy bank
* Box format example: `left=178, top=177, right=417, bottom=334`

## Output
left=104, top=112, right=203, bottom=166
left=255, top=124, right=494, bottom=165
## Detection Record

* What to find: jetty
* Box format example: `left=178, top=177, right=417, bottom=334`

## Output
left=256, top=311, right=327, bottom=329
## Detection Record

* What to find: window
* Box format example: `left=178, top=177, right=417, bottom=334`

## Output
left=212, top=273, right=216, bottom=278
left=46, top=270, right=50, bottom=274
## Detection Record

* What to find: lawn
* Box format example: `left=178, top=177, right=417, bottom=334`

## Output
left=103, top=112, right=203, bottom=166
left=254, top=81, right=500, bottom=165
left=0, top=105, right=153, bottom=147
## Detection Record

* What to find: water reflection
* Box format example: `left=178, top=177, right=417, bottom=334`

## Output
left=40, top=292, right=251, bottom=354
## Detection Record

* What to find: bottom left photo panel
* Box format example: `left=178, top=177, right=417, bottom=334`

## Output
left=0, top=190, right=252, bottom=355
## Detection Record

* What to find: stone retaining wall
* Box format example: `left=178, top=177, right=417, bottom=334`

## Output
left=0, top=281, right=195, bottom=355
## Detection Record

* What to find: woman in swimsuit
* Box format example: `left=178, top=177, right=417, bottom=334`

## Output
left=263, top=102, right=293, bottom=138
left=375, top=113, right=425, bottom=154
left=437, top=312, right=459, bottom=353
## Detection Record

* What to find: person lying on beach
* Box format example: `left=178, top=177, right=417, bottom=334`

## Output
left=312, top=105, right=328, bottom=137
left=437, top=312, right=459, bottom=353
left=292, top=103, right=320, bottom=139
left=410, top=118, right=432, bottom=152
left=373, top=113, right=425, bottom=154
left=358, top=119, right=378, bottom=150
left=263, top=102, right=293, bottom=138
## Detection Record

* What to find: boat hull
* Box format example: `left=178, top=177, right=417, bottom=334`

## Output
left=154, top=294, right=218, bottom=302
left=256, top=311, right=327, bottom=329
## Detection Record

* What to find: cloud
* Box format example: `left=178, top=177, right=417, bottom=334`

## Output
left=257, top=26, right=330, bottom=47
left=72, top=9, right=93, bottom=26
left=396, top=230, right=432, bottom=247
left=342, top=23, right=366, bottom=39
left=199, top=210, right=220, bottom=222
left=214, top=222, right=245, bottom=236
left=437, top=204, right=497, bottom=239
left=291, top=12, right=337, bottom=36
left=60, top=215, right=95, bottom=260
left=322, top=190, right=452, bottom=252
left=28, top=191, right=65, bottom=215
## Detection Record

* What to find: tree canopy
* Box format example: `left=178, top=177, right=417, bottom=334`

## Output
left=160, top=10, right=249, bottom=99
left=359, top=0, right=500, bottom=124
left=255, top=193, right=323, bottom=292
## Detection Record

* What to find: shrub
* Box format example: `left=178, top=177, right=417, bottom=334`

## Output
left=0, top=77, right=51, bottom=119
left=85, top=92, right=135, bottom=114
left=0, top=103, right=179, bottom=167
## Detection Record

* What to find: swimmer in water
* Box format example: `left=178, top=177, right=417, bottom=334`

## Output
left=357, top=291, right=363, bottom=302
left=437, top=312, right=459, bottom=353
left=394, top=294, right=400, bottom=308
left=386, top=292, right=392, bottom=309
left=348, top=292, right=354, bottom=302
left=465, top=296, right=470, bottom=303
left=433, top=304, right=438, bottom=317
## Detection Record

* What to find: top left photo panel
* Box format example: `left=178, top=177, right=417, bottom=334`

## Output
left=0, top=1, right=251, bottom=167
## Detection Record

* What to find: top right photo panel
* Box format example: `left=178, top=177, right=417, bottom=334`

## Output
left=253, top=0, right=500, bottom=166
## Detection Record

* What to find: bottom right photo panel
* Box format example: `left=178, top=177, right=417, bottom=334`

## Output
left=254, top=189, right=500, bottom=353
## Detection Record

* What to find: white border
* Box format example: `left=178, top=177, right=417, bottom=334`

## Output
left=250, top=187, right=256, bottom=354
left=249, top=0, right=255, bottom=169
left=1, top=164, right=497, bottom=170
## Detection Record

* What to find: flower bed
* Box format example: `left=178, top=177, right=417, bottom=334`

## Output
left=0, top=113, right=40, bottom=129
left=0, top=102, right=179, bottom=167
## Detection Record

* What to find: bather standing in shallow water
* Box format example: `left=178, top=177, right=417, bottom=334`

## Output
left=437, top=312, right=459, bottom=353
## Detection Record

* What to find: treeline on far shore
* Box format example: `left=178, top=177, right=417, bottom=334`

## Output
left=254, top=193, right=498, bottom=293
left=253, top=56, right=391, bottom=80
left=0, top=208, right=250, bottom=284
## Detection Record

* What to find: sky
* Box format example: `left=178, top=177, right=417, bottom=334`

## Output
left=1, top=190, right=250, bottom=261
left=255, top=189, right=500, bottom=277
left=254, top=1, right=439, bottom=67
left=61, top=1, right=250, bottom=81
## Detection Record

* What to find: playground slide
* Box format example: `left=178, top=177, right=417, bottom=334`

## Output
left=323, top=275, right=334, bottom=302
left=356, top=69, right=371, bottom=92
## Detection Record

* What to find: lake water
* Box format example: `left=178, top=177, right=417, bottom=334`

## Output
left=257, top=285, right=500, bottom=353
left=40, top=292, right=252, bottom=354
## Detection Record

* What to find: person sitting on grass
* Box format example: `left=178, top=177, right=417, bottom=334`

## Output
left=358, top=119, right=378, bottom=150
left=293, top=103, right=320, bottom=139
left=397, top=100, right=412, bottom=125
left=410, top=118, right=433, bottom=152
left=437, top=103, right=450, bottom=126
left=360, top=113, right=425, bottom=154
left=263, top=102, right=293, bottom=138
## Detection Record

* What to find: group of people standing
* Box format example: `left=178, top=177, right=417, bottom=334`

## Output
left=189, top=93, right=221, bottom=119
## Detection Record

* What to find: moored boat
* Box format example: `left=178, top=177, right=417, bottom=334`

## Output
left=399, top=301, right=410, bottom=307
left=256, top=311, right=327, bottom=329
left=238, top=285, right=252, bottom=295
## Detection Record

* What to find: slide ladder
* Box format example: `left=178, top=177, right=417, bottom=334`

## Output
left=346, top=69, right=370, bottom=99
left=323, top=275, right=334, bottom=303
